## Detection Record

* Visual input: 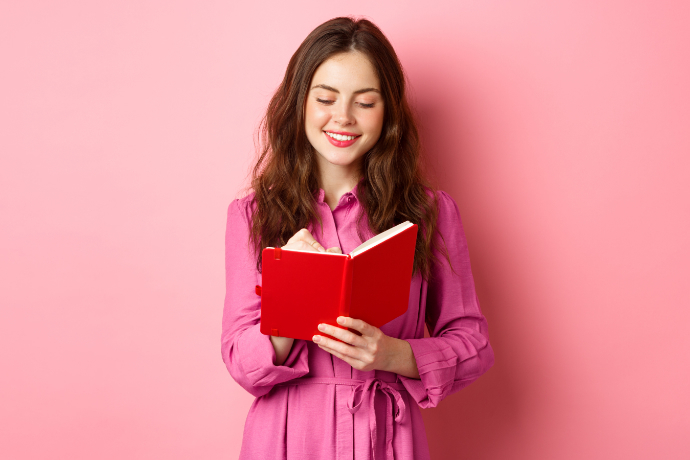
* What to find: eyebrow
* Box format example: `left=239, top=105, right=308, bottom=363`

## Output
left=311, top=84, right=381, bottom=95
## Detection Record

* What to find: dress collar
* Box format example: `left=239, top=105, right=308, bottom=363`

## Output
left=316, top=177, right=364, bottom=205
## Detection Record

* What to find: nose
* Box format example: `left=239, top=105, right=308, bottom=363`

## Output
left=333, top=101, right=355, bottom=126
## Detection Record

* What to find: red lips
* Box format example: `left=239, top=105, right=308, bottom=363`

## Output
left=323, top=131, right=360, bottom=148
left=326, top=130, right=360, bottom=136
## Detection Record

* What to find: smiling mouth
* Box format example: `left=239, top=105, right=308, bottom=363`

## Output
left=324, top=131, right=361, bottom=141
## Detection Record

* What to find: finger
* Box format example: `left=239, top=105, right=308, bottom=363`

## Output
left=285, top=228, right=301, bottom=243
left=317, top=343, right=363, bottom=367
left=285, top=229, right=326, bottom=252
left=326, top=247, right=342, bottom=254
left=317, top=322, right=366, bottom=347
left=337, top=316, right=374, bottom=336
left=296, top=240, right=322, bottom=252
left=282, top=240, right=311, bottom=252
left=296, top=228, right=326, bottom=252
left=285, top=228, right=311, bottom=245
left=313, top=334, right=358, bottom=358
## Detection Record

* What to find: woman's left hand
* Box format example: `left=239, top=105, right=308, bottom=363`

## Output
left=313, top=316, right=399, bottom=372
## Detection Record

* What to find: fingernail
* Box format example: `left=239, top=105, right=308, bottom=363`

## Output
left=337, top=317, right=344, bottom=324
left=312, top=335, right=320, bottom=342
left=318, top=324, right=325, bottom=331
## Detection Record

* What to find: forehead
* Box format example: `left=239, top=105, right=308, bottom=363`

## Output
left=310, top=51, right=380, bottom=90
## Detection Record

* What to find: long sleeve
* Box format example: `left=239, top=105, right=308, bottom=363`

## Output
left=398, top=191, right=495, bottom=408
left=220, top=198, right=309, bottom=398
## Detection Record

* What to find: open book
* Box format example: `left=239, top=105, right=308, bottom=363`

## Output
left=257, top=221, right=418, bottom=341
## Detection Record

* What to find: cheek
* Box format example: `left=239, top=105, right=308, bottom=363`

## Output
left=362, top=109, right=385, bottom=136
left=305, top=103, right=331, bottom=129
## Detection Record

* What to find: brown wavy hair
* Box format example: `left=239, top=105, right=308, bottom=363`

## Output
left=248, top=16, right=450, bottom=280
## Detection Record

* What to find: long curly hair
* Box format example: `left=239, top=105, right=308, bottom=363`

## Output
left=248, top=16, right=450, bottom=280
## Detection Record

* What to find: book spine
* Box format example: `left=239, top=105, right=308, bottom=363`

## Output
left=338, top=255, right=354, bottom=318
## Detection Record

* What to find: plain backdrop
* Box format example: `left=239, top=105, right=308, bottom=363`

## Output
left=1, top=1, right=689, bottom=459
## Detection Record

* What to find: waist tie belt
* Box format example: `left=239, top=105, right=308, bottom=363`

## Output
left=275, top=376, right=407, bottom=460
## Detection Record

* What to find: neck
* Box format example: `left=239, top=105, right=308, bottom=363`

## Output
left=316, top=160, right=362, bottom=210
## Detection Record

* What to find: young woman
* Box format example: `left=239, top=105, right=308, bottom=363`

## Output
left=221, top=17, right=494, bottom=460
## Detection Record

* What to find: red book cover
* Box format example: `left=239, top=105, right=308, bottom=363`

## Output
left=257, top=222, right=418, bottom=341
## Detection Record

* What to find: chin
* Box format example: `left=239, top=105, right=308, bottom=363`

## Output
left=319, top=150, right=361, bottom=168
left=325, top=156, right=356, bottom=167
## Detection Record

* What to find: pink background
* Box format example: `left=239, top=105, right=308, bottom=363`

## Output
left=1, top=1, right=689, bottom=459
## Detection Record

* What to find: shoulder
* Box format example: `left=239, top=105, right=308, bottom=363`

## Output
left=226, top=192, right=258, bottom=226
left=427, top=189, right=463, bottom=231
left=422, top=188, right=461, bottom=217
left=435, top=189, right=460, bottom=212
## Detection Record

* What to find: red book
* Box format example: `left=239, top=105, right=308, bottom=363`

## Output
left=257, top=222, right=418, bottom=341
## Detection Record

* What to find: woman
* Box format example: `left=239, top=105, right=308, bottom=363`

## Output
left=221, top=16, right=494, bottom=460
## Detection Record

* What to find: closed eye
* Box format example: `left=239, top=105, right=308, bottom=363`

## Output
left=316, top=98, right=375, bottom=108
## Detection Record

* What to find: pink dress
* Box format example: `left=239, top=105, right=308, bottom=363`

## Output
left=221, top=183, right=494, bottom=460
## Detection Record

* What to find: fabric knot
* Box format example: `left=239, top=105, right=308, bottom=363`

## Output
left=346, top=377, right=406, bottom=460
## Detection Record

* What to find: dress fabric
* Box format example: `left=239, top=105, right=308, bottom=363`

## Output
left=221, top=183, right=495, bottom=460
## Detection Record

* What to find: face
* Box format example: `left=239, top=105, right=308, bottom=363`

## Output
left=304, top=51, right=385, bottom=175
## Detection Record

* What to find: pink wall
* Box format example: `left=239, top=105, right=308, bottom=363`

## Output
left=1, top=1, right=688, bottom=459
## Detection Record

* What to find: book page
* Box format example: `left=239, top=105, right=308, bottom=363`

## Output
left=270, top=247, right=346, bottom=255
left=349, top=221, right=413, bottom=257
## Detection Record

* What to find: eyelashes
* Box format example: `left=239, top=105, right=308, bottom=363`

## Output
left=316, top=98, right=375, bottom=109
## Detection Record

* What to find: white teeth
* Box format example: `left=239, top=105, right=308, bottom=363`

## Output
left=326, top=131, right=358, bottom=141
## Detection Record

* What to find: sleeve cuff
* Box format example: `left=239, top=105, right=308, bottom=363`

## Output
left=236, top=324, right=309, bottom=390
left=397, top=337, right=459, bottom=408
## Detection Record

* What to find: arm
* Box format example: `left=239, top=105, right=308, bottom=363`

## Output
left=270, top=336, right=295, bottom=366
left=311, top=317, right=421, bottom=378
left=398, top=191, right=495, bottom=408
left=220, top=199, right=309, bottom=397
left=383, top=337, right=420, bottom=379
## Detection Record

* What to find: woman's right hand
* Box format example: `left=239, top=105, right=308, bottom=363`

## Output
left=282, top=228, right=342, bottom=254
